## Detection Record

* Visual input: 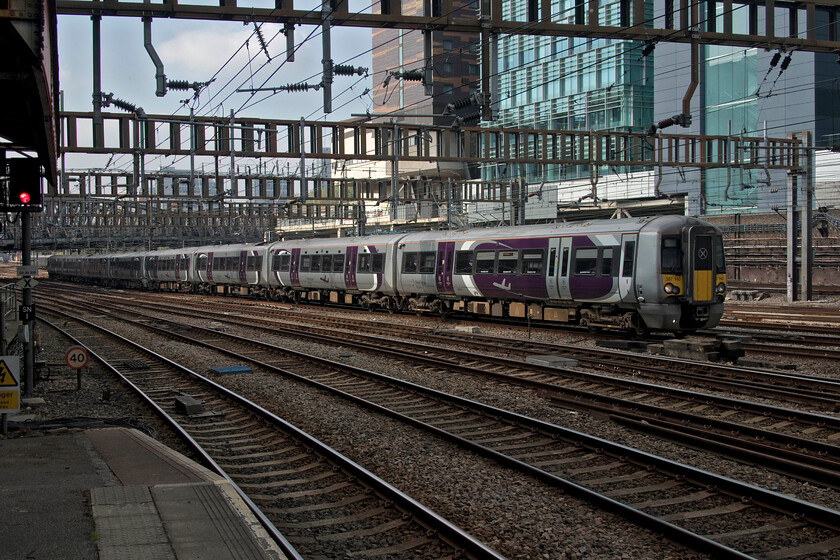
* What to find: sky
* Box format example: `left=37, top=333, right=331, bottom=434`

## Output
left=57, top=13, right=375, bottom=171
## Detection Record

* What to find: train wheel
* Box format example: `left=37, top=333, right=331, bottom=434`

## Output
left=580, top=317, right=597, bottom=333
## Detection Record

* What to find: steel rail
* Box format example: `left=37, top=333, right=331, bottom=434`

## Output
left=56, top=287, right=840, bottom=406
left=37, top=308, right=506, bottom=560
left=41, top=299, right=840, bottom=559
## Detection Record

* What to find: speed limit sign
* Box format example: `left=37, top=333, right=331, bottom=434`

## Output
left=65, top=346, right=89, bottom=370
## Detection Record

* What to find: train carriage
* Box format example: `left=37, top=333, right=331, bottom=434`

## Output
left=192, top=244, right=268, bottom=295
left=145, top=248, right=195, bottom=291
left=107, top=251, right=147, bottom=289
left=46, top=215, right=726, bottom=334
left=263, top=235, right=400, bottom=307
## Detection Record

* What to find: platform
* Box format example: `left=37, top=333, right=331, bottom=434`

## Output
left=0, top=427, right=289, bottom=560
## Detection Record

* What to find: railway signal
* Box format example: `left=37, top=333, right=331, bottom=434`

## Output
left=6, top=158, right=43, bottom=209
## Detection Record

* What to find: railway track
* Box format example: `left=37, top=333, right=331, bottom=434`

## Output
left=36, top=308, right=504, bottom=560
left=720, top=302, right=840, bottom=336
left=40, top=287, right=840, bottom=485
left=45, top=285, right=840, bottom=380
left=34, top=293, right=840, bottom=559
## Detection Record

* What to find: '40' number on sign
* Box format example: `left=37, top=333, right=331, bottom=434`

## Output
left=65, top=347, right=89, bottom=370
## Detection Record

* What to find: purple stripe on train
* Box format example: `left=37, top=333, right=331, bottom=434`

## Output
left=569, top=235, right=614, bottom=300
left=470, top=237, right=550, bottom=299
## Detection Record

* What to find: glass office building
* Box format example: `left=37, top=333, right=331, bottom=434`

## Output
left=655, top=4, right=840, bottom=214
left=486, top=0, right=654, bottom=182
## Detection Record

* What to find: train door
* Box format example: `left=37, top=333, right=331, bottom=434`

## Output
left=546, top=237, right=573, bottom=300
left=435, top=241, right=455, bottom=294
left=239, top=251, right=248, bottom=283
left=546, top=237, right=561, bottom=299
left=290, top=248, right=301, bottom=288
left=688, top=229, right=714, bottom=302
left=619, top=234, right=637, bottom=304
left=344, top=246, right=358, bottom=290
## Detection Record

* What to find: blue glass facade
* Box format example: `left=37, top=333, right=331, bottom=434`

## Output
left=702, top=45, right=759, bottom=212
left=486, top=0, right=654, bottom=182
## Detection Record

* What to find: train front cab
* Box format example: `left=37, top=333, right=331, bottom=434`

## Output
left=640, top=222, right=726, bottom=331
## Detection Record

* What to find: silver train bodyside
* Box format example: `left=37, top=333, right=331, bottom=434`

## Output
left=46, top=215, right=726, bottom=333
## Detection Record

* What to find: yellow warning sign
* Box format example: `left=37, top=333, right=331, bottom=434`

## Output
left=0, top=360, right=18, bottom=387
left=0, top=390, right=19, bottom=411
left=0, top=357, right=20, bottom=413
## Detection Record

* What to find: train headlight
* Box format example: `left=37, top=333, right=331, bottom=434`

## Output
left=715, top=282, right=726, bottom=294
left=664, top=283, right=680, bottom=295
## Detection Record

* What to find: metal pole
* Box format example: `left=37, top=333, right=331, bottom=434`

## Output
left=786, top=160, right=798, bottom=302
left=391, top=123, right=399, bottom=220
left=447, top=178, right=452, bottom=230
left=1, top=299, right=6, bottom=355
left=230, top=110, right=236, bottom=199
left=800, top=131, right=813, bottom=301
left=322, top=5, right=333, bottom=113
left=22, top=210, right=33, bottom=398
left=510, top=179, right=515, bottom=227
left=190, top=107, right=196, bottom=197
left=299, top=117, right=307, bottom=204
left=92, top=14, right=104, bottom=147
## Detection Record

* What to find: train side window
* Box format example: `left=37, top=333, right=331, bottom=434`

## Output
left=279, top=254, right=290, bottom=272
left=714, top=237, right=726, bottom=273
left=621, top=241, right=635, bottom=278
left=475, top=251, right=495, bottom=274
left=573, top=248, right=598, bottom=276
left=322, top=255, right=332, bottom=272
left=561, top=248, right=569, bottom=277
left=497, top=250, right=518, bottom=274
left=455, top=251, right=473, bottom=274
left=246, top=255, right=255, bottom=270
left=419, top=251, right=436, bottom=273
left=198, top=255, right=208, bottom=270
left=300, top=255, right=312, bottom=272
left=357, top=253, right=371, bottom=273
left=661, top=237, right=683, bottom=274
left=601, top=248, right=615, bottom=276
left=548, top=249, right=556, bottom=277
left=371, top=254, right=385, bottom=273
left=310, top=255, right=322, bottom=272
left=332, top=255, right=345, bottom=272
left=521, top=249, right=545, bottom=275
left=403, top=252, right=419, bottom=274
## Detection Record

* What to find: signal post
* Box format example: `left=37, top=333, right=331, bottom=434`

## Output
left=2, top=156, right=44, bottom=401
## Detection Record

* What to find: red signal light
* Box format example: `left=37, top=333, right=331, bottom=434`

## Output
left=18, top=192, right=31, bottom=204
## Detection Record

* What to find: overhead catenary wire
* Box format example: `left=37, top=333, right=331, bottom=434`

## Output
left=89, top=1, right=839, bottom=195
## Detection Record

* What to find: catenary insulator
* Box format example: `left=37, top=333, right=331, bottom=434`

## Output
left=333, top=64, right=368, bottom=76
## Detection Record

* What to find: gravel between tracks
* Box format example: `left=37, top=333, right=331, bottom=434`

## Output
left=12, top=294, right=840, bottom=560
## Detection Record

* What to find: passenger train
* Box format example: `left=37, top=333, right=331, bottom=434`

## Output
left=47, top=215, right=726, bottom=335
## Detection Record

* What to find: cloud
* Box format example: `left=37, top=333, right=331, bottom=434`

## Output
left=158, top=26, right=255, bottom=76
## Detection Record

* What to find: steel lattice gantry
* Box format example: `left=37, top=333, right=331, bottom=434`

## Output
left=54, top=0, right=840, bottom=54
left=59, top=112, right=805, bottom=175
